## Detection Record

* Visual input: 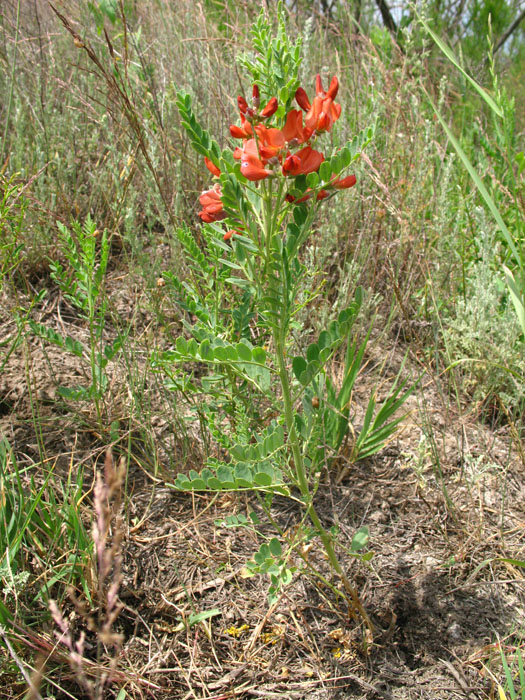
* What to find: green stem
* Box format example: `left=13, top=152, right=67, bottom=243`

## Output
left=262, top=179, right=274, bottom=279
left=86, top=257, right=103, bottom=426
left=273, top=333, right=373, bottom=630
left=261, top=179, right=372, bottom=630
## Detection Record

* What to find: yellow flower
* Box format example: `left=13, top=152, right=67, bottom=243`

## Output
left=225, top=624, right=249, bottom=638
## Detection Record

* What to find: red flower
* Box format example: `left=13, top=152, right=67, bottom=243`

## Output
left=332, top=174, right=356, bottom=189
left=282, top=146, right=324, bottom=177
left=281, top=109, right=312, bottom=145
left=240, top=152, right=272, bottom=181
left=231, top=91, right=277, bottom=136
left=254, top=125, right=285, bottom=160
left=204, top=157, right=221, bottom=177
left=230, top=116, right=253, bottom=139
left=198, top=184, right=227, bottom=222
left=286, top=190, right=312, bottom=204
left=238, top=95, right=249, bottom=115
left=318, top=74, right=339, bottom=101
left=260, top=96, right=278, bottom=118
left=286, top=188, right=330, bottom=204
left=235, top=141, right=272, bottom=180
left=252, top=84, right=260, bottom=109
left=295, top=87, right=311, bottom=112
left=233, top=137, right=274, bottom=180
left=295, top=75, right=341, bottom=133
left=237, top=88, right=276, bottom=118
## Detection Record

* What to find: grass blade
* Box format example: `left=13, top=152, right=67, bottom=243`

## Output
left=425, top=90, right=520, bottom=266
left=418, top=14, right=503, bottom=117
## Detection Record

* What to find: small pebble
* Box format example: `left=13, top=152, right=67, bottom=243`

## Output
left=447, top=622, right=462, bottom=641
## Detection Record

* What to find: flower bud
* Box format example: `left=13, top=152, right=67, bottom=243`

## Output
left=261, top=97, right=278, bottom=118
left=252, top=84, right=260, bottom=109
left=295, top=87, right=311, bottom=111
left=204, top=157, right=221, bottom=177
left=332, top=175, right=356, bottom=189
left=326, top=76, right=339, bottom=100
left=237, top=95, right=249, bottom=115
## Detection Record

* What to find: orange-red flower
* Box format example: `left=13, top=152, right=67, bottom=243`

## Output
left=198, top=184, right=227, bottom=222
left=260, top=96, right=278, bottom=118
left=238, top=95, right=250, bottom=115
left=204, top=157, right=221, bottom=177
left=230, top=107, right=314, bottom=180
left=236, top=140, right=272, bottom=180
left=253, top=125, right=285, bottom=160
left=285, top=190, right=312, bottom=204
left=281, top=110, right=312, bottom=145
left=240, top=154, right=272, bottom=180
left=295, top=87, right=311, bottom=112
left=232, top=134, right=276, bottom=180
left=295, top=74, right=341, bottom=133
left=231, top=90, right=278, bottom=134
left=230, top=116, right=253, bottom=139
left=282, top=146, right=324, bottom=177
left=285, top=175, right=356, bottom=204
left=332, top=174, right=356, bottom=189
left=242, top=159, right=268, bottom=180
left=252, top=84, right=260, bottom=109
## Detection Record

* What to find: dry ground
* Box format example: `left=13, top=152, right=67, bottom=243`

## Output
left=0, top=261, right=524, bottom=700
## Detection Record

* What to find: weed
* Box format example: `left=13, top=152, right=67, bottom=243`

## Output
left=46, top=449, right=126, bottom=700
left=29, top=216, right=125, bottom=425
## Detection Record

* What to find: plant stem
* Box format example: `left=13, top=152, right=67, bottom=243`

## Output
left=273, top=324, right=373, bottom=631
left=86, top=262, right=102, bottom=426
left=260, top=180, right=373, bottom=627
left=260, top=179, right=373, bottom=630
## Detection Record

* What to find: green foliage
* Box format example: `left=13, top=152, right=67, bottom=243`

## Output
left=175, top=92, right=223, bottom=163
left=292, top=295, right=364, bottom=387
left=295, top=297, right=416, bottom=470
left=496, top=642, right=525, bottom=700
left=237, top=2, right=303, bottom=112
left=49, top=217, right=110, bottom=316
left=0, top=174, right=25, bottom=287
left=422, top=20, right=524, bottom=339
left=0, top=439, right=92, bottom=627
left=443, top=229, right=524, bottom=416
left=245, top=538, right=295, bottom=606
left=87, top=0, right=120, bottom=32
left=465, top=1, right=515, bottom=60
left=0, top=173, right=31, bottom=377
left=175, top=455, right=288, bottom=496
left=29, top=217, right=125, bottom=419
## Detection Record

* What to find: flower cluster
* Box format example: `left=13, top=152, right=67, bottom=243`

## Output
left=198, top=75, right=356, bottom=231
